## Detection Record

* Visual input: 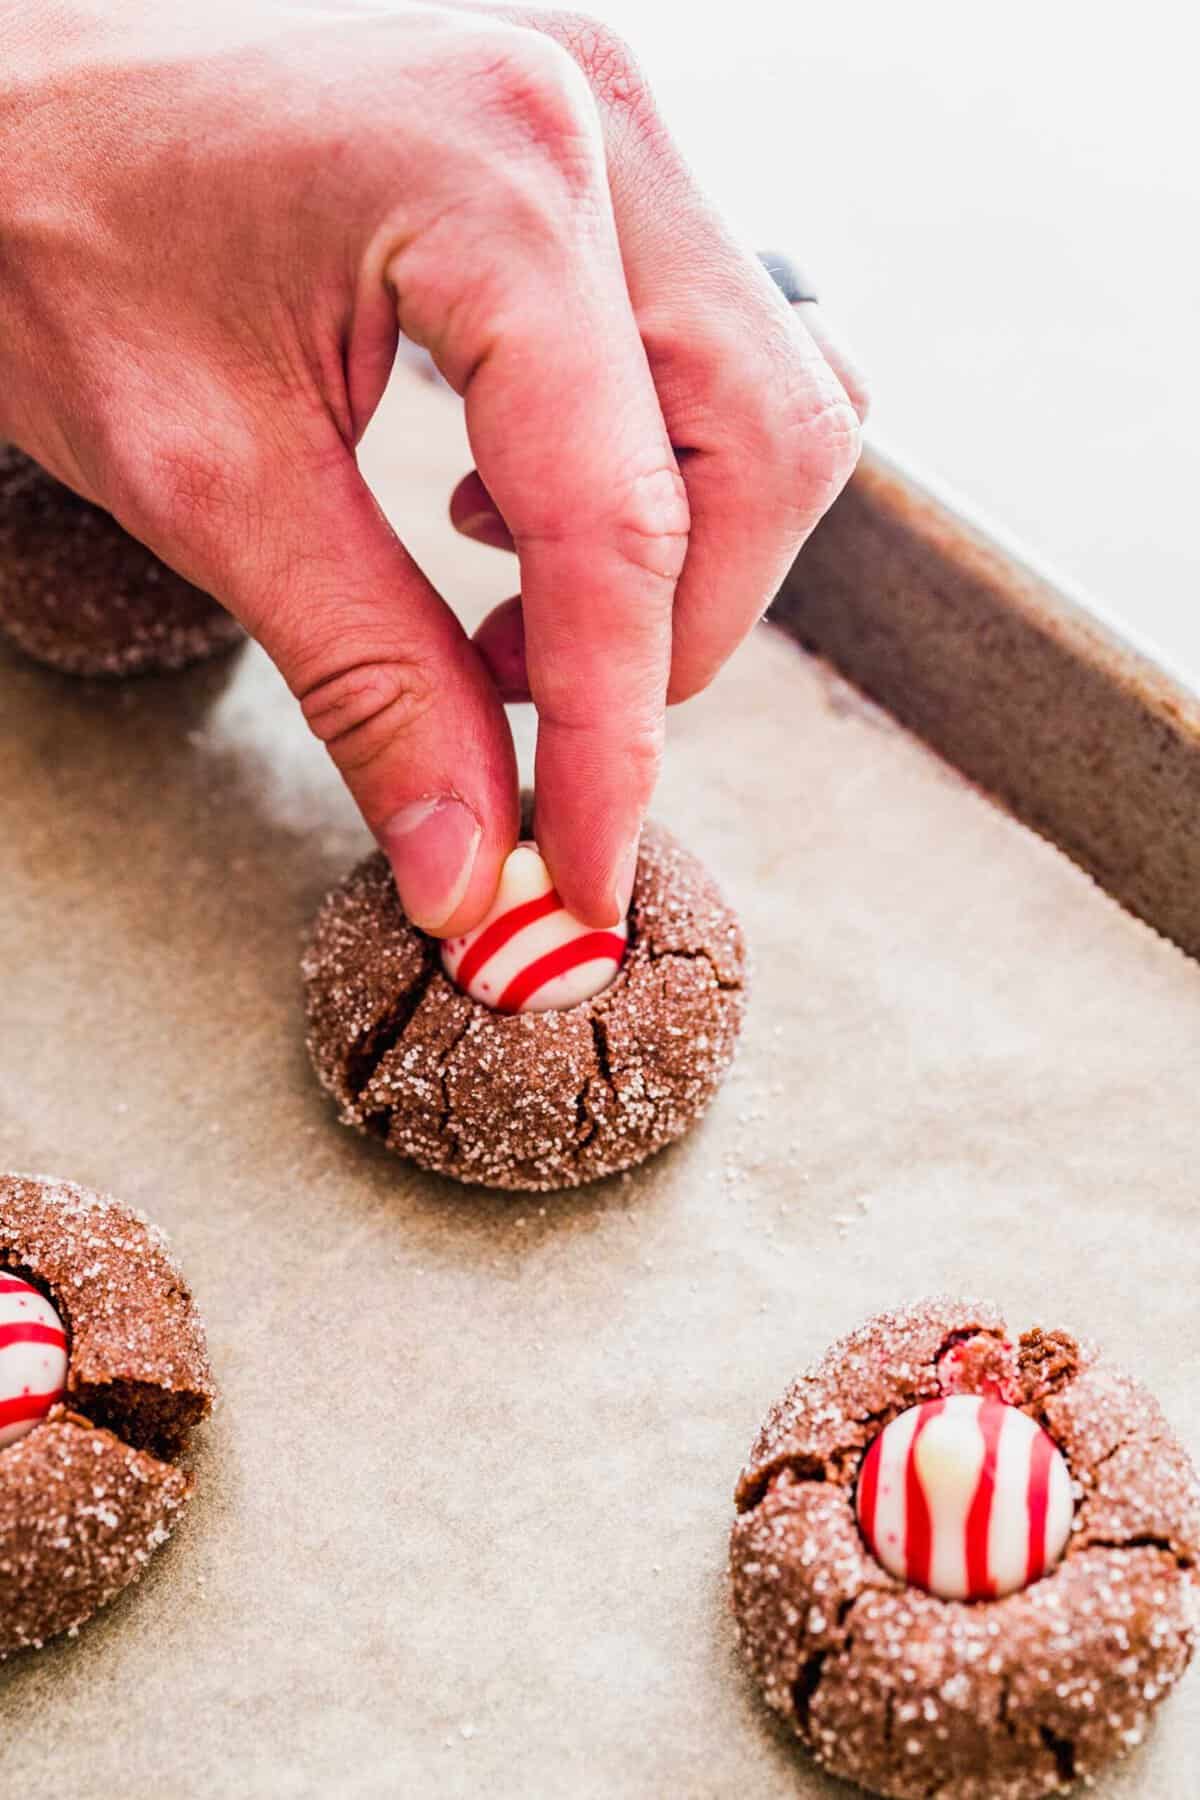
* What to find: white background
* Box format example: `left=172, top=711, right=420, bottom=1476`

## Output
left=586, top=1, right=1200, bottom=686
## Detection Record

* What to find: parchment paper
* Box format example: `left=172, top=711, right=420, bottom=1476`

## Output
left=1, top=375, right=1197, bottom=1797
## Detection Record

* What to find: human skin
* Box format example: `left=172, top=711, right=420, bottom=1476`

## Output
left=0, top=0, right=866, bottom=934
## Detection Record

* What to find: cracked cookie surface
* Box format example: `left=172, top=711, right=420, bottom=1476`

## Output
left=0, top=444, right=243, bottom=676
left=302, top=820, right=747, bottom=1192
left=729, top=1297, right=1200, bottom=1799
left=0, top=1173, right=215, bottom=1656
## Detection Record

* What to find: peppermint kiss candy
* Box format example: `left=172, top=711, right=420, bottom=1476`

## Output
left=0, top=1272, right=68, bottom=1449
left=441, top=843, right=628, bottom=1013
left=856, top=1394, right=1073, bottom=1600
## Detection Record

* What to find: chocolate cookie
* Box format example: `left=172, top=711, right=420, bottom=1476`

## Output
left=730, top=1297, right=1199, bottom=1799
left=0, top=1172, right=215, bottom=1656
left=303, top=820, right=747, bottom=1191
left=0, top=444, right=242, bottom=675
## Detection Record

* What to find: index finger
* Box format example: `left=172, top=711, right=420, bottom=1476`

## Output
left=470, top=278, right=686, bottom=926
left=392, top=40, right=686, bottom=926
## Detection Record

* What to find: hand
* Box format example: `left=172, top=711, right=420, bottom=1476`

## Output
left=0, top=1, right=865, bottom=933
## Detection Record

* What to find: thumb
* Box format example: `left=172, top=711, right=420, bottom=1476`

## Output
left=222, top=446, right=519, bottom=934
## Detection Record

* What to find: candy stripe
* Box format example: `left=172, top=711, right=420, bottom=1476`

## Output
left=903, top=1399, right=946, bottom=1591
left=1025, top=1423, right=1055, bottom=1585
left=495, top=932, right=628, bottom=1013
left=453, top=889, right=563, bottom=993
left=857, top=1432, right=882, bottom=1550
left=0, top=1274, right=69, bottom=1447
left=858, top=1394, right=1073, bottom=1601
left=444, top=843, right=628, bottom=1014
left=963, top=1398, right=1006, bottom=1599
left=0, top=1321, right=67, bottom=1352
left=0, top=1389, right=63, bottom=1428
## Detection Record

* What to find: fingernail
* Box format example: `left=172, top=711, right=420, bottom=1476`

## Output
left=613, top=836, right=640, bottom=922
left=457, top=508, right=505, bottom=542
left=380, top=795, right=482, bottom=932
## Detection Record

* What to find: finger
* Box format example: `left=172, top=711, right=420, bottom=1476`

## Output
left=530, top=18, right=863, bottom=707
left=388, top=31, right=687, bottom=927
left=793, top=301, right=871, bottom=425
left=448, top=303, right=872, bottom=549
left=652, top=259, right=861, bottom=707
left=457, top=302, right=874, bottom=699
left=178, top=436, right=519, bottom=935
left=450, top=469, right=515, bottom=552
left=473, top=595, right=531, bottom=703
left=461, top=304, right=865, bottom=703
left=759, top=249, right=871, bottom=423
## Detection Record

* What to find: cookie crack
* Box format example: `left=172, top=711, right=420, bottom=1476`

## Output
left=935, top=1325, right=1007, bottom=1364
left=742, top=1330, right=1018, bottom=1515
left=738, top=1451, right=842, bottom=1513
left=590, top=1014, right=614, bottom=1090
left=790, top=1648, right=828, bottom=1739
left=52, top=1402, right=188, bottom=1478
left=851, top=1401, right=908, bottom=1435
left=572, top=1084, right=594, bottom=1150
left=998, top=1676, right=1014, bottom=1736
left=1017, top=1330, right=1084, bottom=1410
left=1077, top=1533, right=1191, bottom=1568
left=1087, top=1433, right=1132, bottom=1473
left=1084, top=1427, right=1163, bottom=1477
left=741, top=1420, right=901, bottom=1512
left=63, top=1376, right=205, bottom=1460
left=2, top=1259, right=205, bottom=1460
left=434, top=1013, right=478, bottom=1140
left=1038, top=1723, right=1076, bottom=1786
left=572, top=1017, right=616, bottom=1157
left=345, top=956, right=439, bottom=1103
left=641, top=943, right=743, bottom=992
left=789, top=1590, right=875, bottom=1740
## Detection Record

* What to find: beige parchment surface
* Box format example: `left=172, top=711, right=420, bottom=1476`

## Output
left=0, top=377, right=1197, bottom=1798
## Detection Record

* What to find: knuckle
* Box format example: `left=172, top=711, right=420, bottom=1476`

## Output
left=551, top=14, right=648, bottom=114
left=610, top=465, right=691, bottom=584
left=779, top=386, right=863, bottom=511
left=677, top=308, right=863, bottom=530
left=542, top=709, right=664, bottom=798
left=517, top=464, right=690, bottom=586
left=745, top=373, right=861, bottom=526
left=99, top=420, right=250, bottom=564
left=299, top=657, right=437, bottom=775
left=612, top=718, right=666, bottom=808
left=624, top=717, right=665, bottom=785
left=469, top=25, right=599, bottom=176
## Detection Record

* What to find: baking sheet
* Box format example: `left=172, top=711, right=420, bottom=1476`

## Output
left=1, top=374, right=1197, bottom=1797
left=773, top=448, right=1200, bottom=964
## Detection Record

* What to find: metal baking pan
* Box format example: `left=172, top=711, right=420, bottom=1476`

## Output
left=1, top=377, right=1196, bottom=1797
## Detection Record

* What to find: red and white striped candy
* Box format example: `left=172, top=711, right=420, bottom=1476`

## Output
left=441, top=843, right=628, bottom=1013
left=856, top=1394, right=1073, bottom=1600
left=0, top=1273, right=68, bottom=1449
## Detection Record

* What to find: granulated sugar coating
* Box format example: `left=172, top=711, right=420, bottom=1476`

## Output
left=0, top=444, right=243, bottom=676
left=302, top=820, right=747, bottom=1191
left=0, top=1173, right=215, bottom=1657
left=729, top=1297, right=1200, bottom=1798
